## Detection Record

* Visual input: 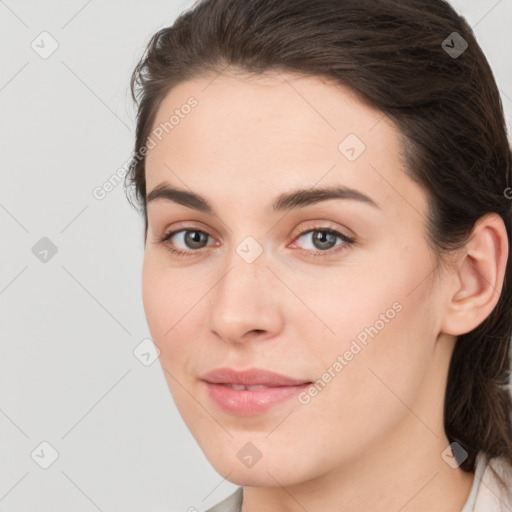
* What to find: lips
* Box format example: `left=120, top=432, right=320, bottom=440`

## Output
left=201, top=367, right=311, bottom=387
left=201, top=367, right=313, bottom=416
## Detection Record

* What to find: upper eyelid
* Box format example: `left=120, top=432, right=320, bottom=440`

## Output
left=163, top=224, right=352, bottom=247
left=164, top=224, right=345, bottom=237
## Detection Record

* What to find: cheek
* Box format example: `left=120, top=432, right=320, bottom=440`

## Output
left=141, top=255, right=165, bottom=339
left=299, top=242, right=437, bottom=392
left=141, top=253, right=205, bottom=371
left=289, top=262, right=404, bottom=352
left=291, top=286, right=436, bottom=466
left=141, top=254, right=182, bottom=354
left=340, top=287, right=434, bottom=412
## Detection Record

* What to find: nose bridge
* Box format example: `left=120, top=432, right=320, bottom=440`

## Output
left=213, top=240, right=269, bottom=313
left=208, top=237, right=283, bottom=341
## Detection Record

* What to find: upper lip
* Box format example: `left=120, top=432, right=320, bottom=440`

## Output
left=201, top=367, right=312, bottom=387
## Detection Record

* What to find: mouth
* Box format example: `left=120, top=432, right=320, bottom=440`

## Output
left=219, top=384, right=279, bottom=390
left=201, top=367, right=313, bottom=416
left=201, top=367, right=312, bottom=387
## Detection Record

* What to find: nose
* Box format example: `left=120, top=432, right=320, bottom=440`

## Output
left=208, top=249, right=285, bottom=345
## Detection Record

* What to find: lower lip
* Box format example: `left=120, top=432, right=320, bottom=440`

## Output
left=204, top=382, right=311, bottom=416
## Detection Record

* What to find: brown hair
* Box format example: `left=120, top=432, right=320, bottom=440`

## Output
left=125, top=0, right=512, bottom=485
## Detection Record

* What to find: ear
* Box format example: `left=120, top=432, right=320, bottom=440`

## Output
left=440, top=213, right=509, bottom=337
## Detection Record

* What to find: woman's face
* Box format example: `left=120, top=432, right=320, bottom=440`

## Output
left=142, top=70, right=453, bottom=486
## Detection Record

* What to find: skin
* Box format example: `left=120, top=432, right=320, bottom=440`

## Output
left=142, top=69, right=508, bottom=511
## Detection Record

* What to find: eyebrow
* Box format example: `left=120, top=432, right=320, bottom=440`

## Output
left=146, top=182, right=380, bottom=213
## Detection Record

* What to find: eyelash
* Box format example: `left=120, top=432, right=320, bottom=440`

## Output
left=157, top=225, right=356, bottom=259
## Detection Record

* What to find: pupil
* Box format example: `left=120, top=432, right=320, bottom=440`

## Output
left=186, top=230, right=207, bottom=248
left=314, top=231, right=335, bottom=250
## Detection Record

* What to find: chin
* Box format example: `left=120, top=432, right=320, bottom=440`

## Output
left=209, top=463, right=298, bottom=487
left=202, top=444, right=312, bottom=488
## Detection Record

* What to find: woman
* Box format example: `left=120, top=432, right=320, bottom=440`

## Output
left=125, top=0, right=512, bottom=510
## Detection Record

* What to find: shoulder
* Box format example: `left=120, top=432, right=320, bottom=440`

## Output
left=472, top=453, right=512, bottom=512
left=204, top=487, right=243, bottom=512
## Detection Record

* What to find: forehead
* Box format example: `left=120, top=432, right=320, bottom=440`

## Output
left=144, top=69, right=424, bottom=219
left=146, top=70, right=399, bottom=167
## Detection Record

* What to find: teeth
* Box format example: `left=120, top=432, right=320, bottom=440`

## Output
left=225, top=384, right=269, bottom=390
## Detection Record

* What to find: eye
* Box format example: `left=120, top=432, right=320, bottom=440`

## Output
left=157, top=225, right=355, bottom=258
left=158, top=228, right=214, bottom=257
left=291, top=227, right=355, bottom=255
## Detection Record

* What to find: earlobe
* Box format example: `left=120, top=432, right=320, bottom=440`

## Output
left=441, top=213, right=509, bottom=337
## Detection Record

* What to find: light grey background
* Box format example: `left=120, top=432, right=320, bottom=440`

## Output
left=1, top=1, right=511, bottom=511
